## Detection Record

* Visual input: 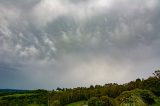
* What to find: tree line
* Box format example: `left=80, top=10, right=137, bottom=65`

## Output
left=0, top=70, right=160, bottom=106
left=48, top=70, right=160, bottom=106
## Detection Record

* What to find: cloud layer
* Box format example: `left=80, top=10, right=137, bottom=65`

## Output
left=0, top=0, right=160, bottom=89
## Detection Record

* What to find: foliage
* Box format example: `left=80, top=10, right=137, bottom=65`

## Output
left=88, top=96, right=117, bottom=106
left=65, top=101, right=87, bottom=106
left=0, top=70, right=160, bottom=106
left=0, top=90, right=48, bottom=106
left=152, top=98, right=160, bottom=106
left=99, top=96, right=117, bottom=106
left=50, top=100, right=61, bottom=106
left=132, top=89, right=156, bottom=104
left=116, top=91, right=147, bottom=106
left=88, top=97, right=99, bottom=106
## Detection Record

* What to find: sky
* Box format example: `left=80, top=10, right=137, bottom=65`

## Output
left=0, top=0, right=160, bottom=90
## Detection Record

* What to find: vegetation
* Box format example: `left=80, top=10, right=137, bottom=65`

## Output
left=0, top=70, right=160, bottom=106
left=0, top=89, right=48, bottom=106
left=116, top=90, right=147, bottom=106
left=65, top=101, right=87, bottom=106
left=152, top=99, right=160, bottom=106
left=88, top=96, right=117, bottom=106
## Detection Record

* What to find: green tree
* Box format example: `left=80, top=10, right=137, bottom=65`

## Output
left=132, top=89, right=156, bottom=105
left=116, top=91, right=147, bottom=106
left=50, top=100, right=61, bottom=106
left=100, top=96, right=117, bottom=106
left=88, top=97, right=99, bottom=106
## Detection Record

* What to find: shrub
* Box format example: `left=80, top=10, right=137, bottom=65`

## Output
left=116, top=91, right=147, bottom=106
left=50, top=100, right=61, bottom=106
left=88, top=97, right=99, bottom=106
left=99, top=96, right=117, bottom=106
left=132, top=89, right=156, bottom=104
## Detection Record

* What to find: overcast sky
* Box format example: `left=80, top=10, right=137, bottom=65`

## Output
left=0, top=0, right=160, bottom=90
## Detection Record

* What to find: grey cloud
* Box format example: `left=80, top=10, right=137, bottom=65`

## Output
left=0, top=0, right=160, bottom=89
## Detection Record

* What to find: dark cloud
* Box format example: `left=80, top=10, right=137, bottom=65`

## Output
left=0, top=0, right=160, bottom=89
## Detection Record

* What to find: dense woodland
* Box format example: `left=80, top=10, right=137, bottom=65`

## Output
left=0, top=70, right=160, bottom=106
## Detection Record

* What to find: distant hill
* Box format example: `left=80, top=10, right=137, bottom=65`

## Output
left=0, top=89, right=27, bottom=93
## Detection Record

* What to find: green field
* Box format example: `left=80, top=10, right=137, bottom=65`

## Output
left=0, top=90, right=48, bottom=106
left=0, top=93, right=34, bottom=99
left=65, top=101, right=88, bottom=106
left=2, top=93, right=34, bottom=97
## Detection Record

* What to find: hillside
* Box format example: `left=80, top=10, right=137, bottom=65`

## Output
left=0, top=70, right=160, bottom=106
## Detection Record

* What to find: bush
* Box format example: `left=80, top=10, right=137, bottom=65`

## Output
left=116, top=91, right=147, bottom=106
left=88, top=97, right=99, bottom=106
left=88, top=96, right=117, bottom=106
left=50, top=100, right=61, bottom=106
left=99, top=96, right=117, bottom=106
left=132, top=89, right=156, bottom=104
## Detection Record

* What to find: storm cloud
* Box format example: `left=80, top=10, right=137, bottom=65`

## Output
left=0, top=0, right=160, bottom=89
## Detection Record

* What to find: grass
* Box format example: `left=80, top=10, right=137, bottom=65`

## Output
left=0, top=93, right=35, bottom=100
left=65, top=101, right=88, bottom=106
left=1, top=93, right=34, bottom=97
